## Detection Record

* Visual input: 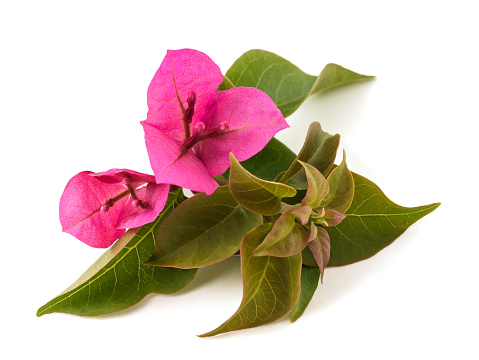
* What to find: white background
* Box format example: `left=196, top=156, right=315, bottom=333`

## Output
left=1, top=1, right=477, bottom=358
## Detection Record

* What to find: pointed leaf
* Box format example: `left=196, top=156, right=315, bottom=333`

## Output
left=280, top=122, right=340, bottom=190
left=291, top=205, right=313, bottom=225
left=302, top=172, right=441, bottom=267
left=252, top=211, right=308, bottom=257
left=312, top=63, right=375, bottom=94
left=225, top=49, right=374, bottom=117
left=328, top=173, right=440, bottom=266
left=308, top=226, right=331, bottom=282
left=321, top=151, right=354, bottom=213
left=199, top=223, right=302, bottom=337
left=313, top=209, right=346, bottom=227
left=146, top=186, right=262, bottom=268
left=221, top=137, right=297, bottom=182
left=305, top=221, right=318, bottom=243
left=229, top=153, right=296, bottom=216
left=37, top=190, right=197, bottom=316
left=298, top=160, right=330, bottom=209
left=290, top=266, right=321, bottom=322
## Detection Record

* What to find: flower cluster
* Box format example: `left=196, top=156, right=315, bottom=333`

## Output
left=59, top=49, right=288, bottom=248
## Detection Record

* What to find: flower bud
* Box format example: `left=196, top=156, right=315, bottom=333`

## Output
left=219, top=121, right=229, bottom=132
left=193, top=121, right=205, bottom=132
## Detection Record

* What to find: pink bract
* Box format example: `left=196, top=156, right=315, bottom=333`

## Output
left=142, top=48, right=289, bottom=195
left=59, top=169, right=169, bottom=248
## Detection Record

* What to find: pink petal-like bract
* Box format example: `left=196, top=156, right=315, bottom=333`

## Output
left=145, top=49, right=223, bottom=141
left=116, top=183, right=169, bottom=229
left=92, top=168, right=169, bottom=228
left=92, top=168, right=155, bottom=188
left=60, top=170, right=170, bottom=248
left=142, top=122, right=219, bottom=194
left=143, top=49, right=289, bottom=194
left=193, top=87, right=289, bottom=176
left=59, top=171, right=128, bottom=248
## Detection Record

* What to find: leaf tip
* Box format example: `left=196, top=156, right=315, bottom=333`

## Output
left=197, top=329, right=218, bottom=338
left=290, top=311, right=301, bottom=323
left=36, top=304, right=51, bottom=317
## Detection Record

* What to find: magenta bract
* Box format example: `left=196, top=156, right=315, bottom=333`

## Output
left=59, top=169, right=169, bottom=248
left=142, top=49, right=289, bottom=195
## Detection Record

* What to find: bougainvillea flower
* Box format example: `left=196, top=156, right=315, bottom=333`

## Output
left=141, top=48, right=289, bottom=195
left=59, top=169, right=169, bottom=248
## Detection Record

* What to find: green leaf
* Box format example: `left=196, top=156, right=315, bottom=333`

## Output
left=37, top=190, right=196, bottom=317
left=298, top=160, right=330, bottom=209
left=321, top=151, right=354, bottom=213
left=252, top=211, right=308, bottom=257
left=312, top=63, right=375, bottom=94
left=303, top=172, right=440, bottom=267
left=229, top=153, right=296, bottom=216
left=225, top=50, right=374, bottom=118
left=146, top=186, right=263, bottom=269
left=222, top=137, right=297, bottom=181
left=290, top=266, right=320, bottom=323
left=218, top=74, right=235, bottom=91
left=199, top=223, right=302, bottom=337
left=280, top=122, right=340, bottom=190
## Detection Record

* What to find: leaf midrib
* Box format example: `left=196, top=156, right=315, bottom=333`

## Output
left=347, top=205, right=438, bottom=217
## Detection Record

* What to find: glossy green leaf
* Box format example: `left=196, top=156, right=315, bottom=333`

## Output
left=312, top=63, right=375, bottom=94
left=199, top=223, right=302, bottom=337
left=229, top=153, right=296, bottom=216
left=252, top=211, right=308, bottom=257
left=218, top=74, right=235, bottom=90
left=222, top=137, right=297, bottom=182
left=37, top=190, right=196, bottom=317
left=146, top=186, right=262, bottom=269
left=225, top=49, right=374, bottom=117
left=302, top=172, right=440, bottom=267
left=321, top=151, right=354, bottom=213
left=280, top=122, right=340, bottom=190
left=299, top=160, right=330, bottom=209
left=290, top=266, right=320, bottom=323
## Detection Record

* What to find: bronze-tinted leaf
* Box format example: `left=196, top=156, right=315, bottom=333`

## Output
left=199, top=224, right=302, bottom=337
left=308, top=226, right=331, bottom=282
left=146, top=186, right=262, bottom=269
left=280, top=122, right=340, bottom=190
left=321, top=151, right=354, bottom=213
left=229, top=153, right=296, bottom=216
left=298, top=160, right=330, bottom=209
left=252, top=211, right=308, bottom=258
